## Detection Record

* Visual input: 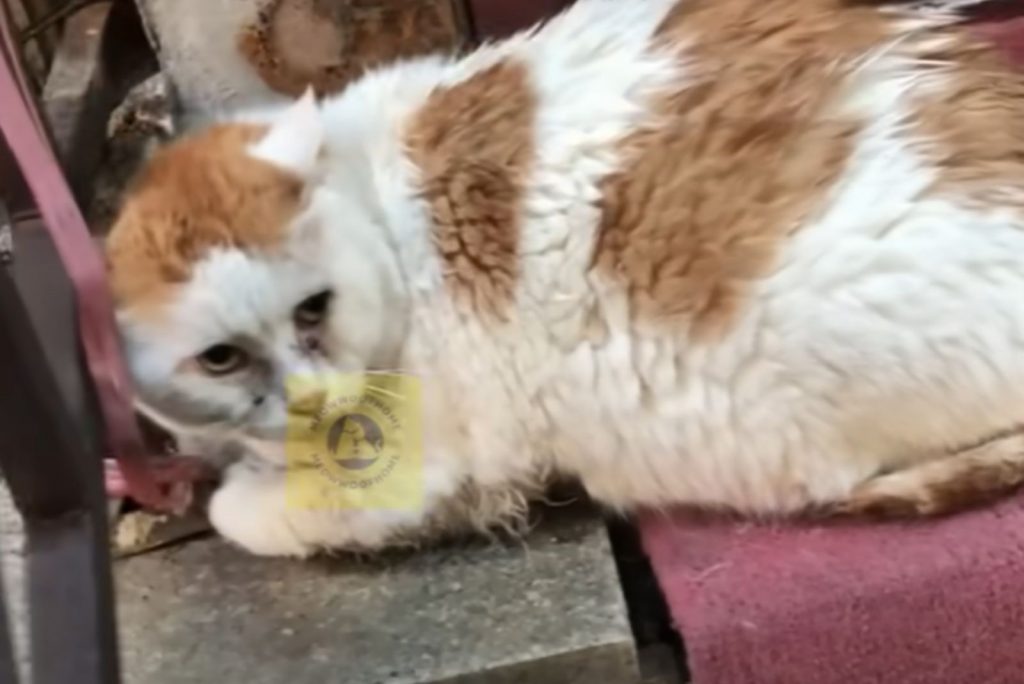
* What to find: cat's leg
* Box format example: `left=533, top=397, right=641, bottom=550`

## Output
left=207, top=457, right=430, bottom=557
left=837, top=431, right=1024, bottom=517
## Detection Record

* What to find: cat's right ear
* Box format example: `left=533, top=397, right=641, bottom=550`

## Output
left=248, top=87, right=324, bottom=180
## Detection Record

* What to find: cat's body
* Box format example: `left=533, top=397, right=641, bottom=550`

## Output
left=107, top=0, right=1024, bottom=556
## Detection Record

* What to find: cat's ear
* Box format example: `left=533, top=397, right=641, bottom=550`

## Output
left=248, top=87, right=324, bottom=179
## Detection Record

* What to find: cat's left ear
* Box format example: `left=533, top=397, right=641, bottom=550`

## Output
left=248, top=87, right=324, bottom=180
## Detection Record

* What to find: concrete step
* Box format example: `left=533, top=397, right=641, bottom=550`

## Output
left=115, top=504, right=640, bottom=684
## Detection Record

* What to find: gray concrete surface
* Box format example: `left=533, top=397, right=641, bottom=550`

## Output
left=116, top=504, right=639, bottom=684
left=0, top=480, right=30, bottom=683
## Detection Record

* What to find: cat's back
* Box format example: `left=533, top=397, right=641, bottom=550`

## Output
left=408, top=0, right=1024, bottom=334
left=543, top=0, right=1024, bottom=339
left=408, top=0, right=1024, bottom=511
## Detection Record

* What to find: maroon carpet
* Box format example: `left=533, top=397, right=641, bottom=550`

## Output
left=640, top=493, right=1024, bottom=684
left=967, top=2, right=1024, bottom=65
left=639, top=10, right=1024, bottom=682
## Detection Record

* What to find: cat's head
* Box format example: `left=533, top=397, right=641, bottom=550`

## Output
left=106, top=91, right=407, bottom=449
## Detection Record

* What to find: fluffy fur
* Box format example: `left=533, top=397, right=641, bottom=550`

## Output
left=107, top=0, right=1024, bottom=557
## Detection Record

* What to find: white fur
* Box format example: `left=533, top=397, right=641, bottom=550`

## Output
left=247, top=88, right=323, bottom=179
left=119, top=0, right=1024, bottom=556
left=549, top=48, right=1024, bottom=513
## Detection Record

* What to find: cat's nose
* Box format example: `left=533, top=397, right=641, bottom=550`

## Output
left=290, top=388, right=327, bottom=418
left=297, top=331, right=321, bottom=354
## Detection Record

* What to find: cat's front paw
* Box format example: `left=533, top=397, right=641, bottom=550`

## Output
left=208, top=477, right=316, bottom=558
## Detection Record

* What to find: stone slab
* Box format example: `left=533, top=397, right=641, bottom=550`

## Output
left=133, top=0, right=467, bottom=124
left=40, top=0, right=158, bottom=205
left=0, top=480, right=30, bottom=683
left=41, top=1, right=113, bottom=200
left=116, top=504, right=639, bottom=684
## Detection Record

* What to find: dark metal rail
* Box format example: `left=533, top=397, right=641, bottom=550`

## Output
left=0, top=211, right=122, bottom=684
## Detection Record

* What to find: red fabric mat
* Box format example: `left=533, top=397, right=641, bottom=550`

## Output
left=969, top=3, right=1024, bottom=65
left=639, top=493, right=1024, bottom=684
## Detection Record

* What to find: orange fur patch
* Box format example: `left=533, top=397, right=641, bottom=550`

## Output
left=840, top=430, right=1024, bottom=518
left=105, top=123, right=303, bottom=308
left=907, top=26, right=1024, bottom=210
left=594, top=0, right=892, bottom=339
left=406, top=60, right=537, bottom=320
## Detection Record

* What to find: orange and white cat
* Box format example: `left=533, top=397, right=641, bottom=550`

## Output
left=106, top=0, right=1024, bottom=557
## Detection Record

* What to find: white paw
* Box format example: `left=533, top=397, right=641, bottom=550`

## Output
left=208, top=479, right=315, bottom=558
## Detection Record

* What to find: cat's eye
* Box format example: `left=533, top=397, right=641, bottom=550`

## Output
left=196, top=344, right=248, bottom=376
left=294, top=290, right=333, bottom=327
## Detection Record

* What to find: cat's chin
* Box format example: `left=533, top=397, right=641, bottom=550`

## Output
left=236, top=434, right=289, bottom=465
